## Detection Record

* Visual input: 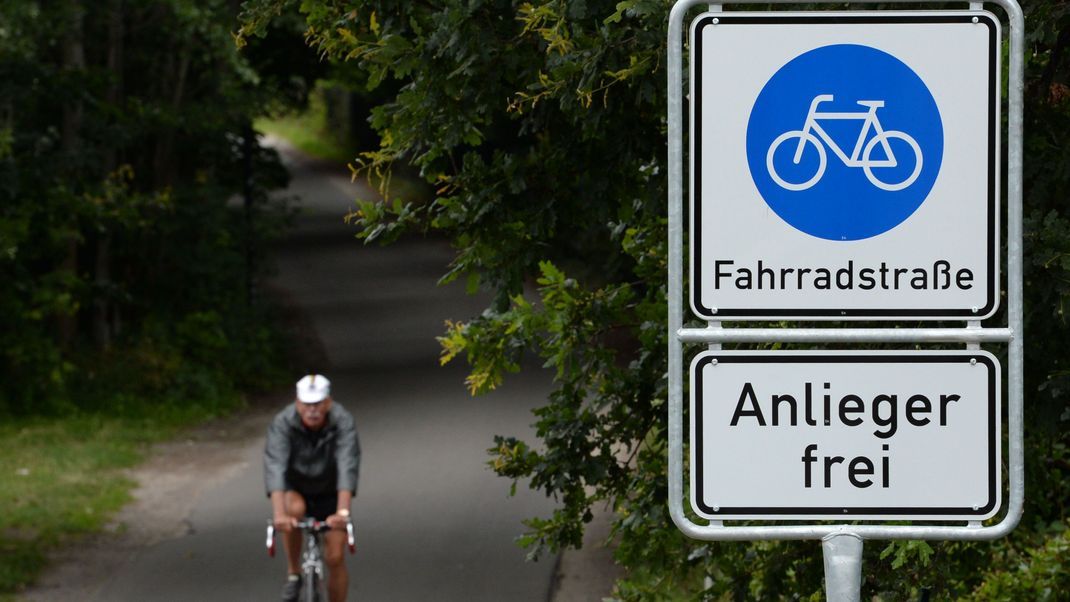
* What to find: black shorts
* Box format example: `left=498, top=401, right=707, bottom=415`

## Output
left=301, top=492, right=338, bottom=521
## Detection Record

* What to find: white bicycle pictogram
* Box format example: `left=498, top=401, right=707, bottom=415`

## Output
left=766, top=94, right=924, bottom=192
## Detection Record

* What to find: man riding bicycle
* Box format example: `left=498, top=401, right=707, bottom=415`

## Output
left=265, top=374, right=361, bottom=602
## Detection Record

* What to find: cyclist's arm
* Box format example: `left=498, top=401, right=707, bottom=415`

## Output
left=264, top=414, right=296, bottom=530
left=336, top=490, right=352, bottom=516
left=264, top=414, right=292, bottom=495
left=333, top=410, right=361, bottom=497
left=328, top=410, right=358, bottom=529
left=326, top=489, right=353, bottom=529
left=269, top=490, right=296, bottom=530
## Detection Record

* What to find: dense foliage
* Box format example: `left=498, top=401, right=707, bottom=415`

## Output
left=239, top=0, right=1070, bottom=598
left=0, top=1, right=319, bottom=417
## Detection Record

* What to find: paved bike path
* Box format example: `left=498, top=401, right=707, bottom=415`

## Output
left=92, top=139, right=558, bottom=601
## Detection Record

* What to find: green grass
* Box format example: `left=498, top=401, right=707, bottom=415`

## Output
left=0, top=401, right=242, bottom=596
left=255, top=85, right=358, bottom=165
left=256, top=84, right=432, bottom=205
left=256, top=113, right=358, bottom=166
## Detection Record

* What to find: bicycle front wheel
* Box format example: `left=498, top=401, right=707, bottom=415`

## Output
left=303, top=571, right=321, bottom=602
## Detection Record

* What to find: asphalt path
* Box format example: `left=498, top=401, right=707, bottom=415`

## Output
left=94, top=139, right=558, bottom=601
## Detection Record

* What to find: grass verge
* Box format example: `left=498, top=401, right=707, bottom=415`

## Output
left=256, top=83, right=432, bottom=205
left=255, top=83, right=358, bottom=165
left=0, top=398, right=243, bottom=598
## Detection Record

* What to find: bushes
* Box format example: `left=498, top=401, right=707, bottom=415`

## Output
left=971, top=521, right=1070, bottom=601
left=0, top=0, right=310, bottom=417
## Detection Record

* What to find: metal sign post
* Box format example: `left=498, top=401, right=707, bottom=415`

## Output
left=823, top=532, right=865, bottom=601
left=666, top=0, right=1024, bottom=599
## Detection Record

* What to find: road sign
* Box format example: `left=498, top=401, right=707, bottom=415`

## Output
left=690, top=351, right=1000, bottom=520
left=690, top=12, right=1000, bottom=320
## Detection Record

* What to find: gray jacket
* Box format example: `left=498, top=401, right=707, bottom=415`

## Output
left=264, top=403, right=361, bottom=497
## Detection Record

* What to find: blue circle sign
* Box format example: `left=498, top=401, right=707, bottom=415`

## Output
left=746, top=44, right=944, bottom=241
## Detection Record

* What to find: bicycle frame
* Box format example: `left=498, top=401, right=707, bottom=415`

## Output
left=796, top=94, right=897, bottom=167
left=266, top=518, right=357, bottom=602
left=301, top=526, right=326, bottom=601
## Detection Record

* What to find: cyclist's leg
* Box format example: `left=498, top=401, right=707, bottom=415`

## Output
left=323, top=530, right=349, bottom=602
left=282, top=491, right=307, bottom=575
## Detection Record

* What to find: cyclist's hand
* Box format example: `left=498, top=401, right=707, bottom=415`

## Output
left=326, top=513, right=349, bottom=530
left=273, top=513, right=297, bottom=532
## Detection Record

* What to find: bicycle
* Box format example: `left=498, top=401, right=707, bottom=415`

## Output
left=765, top=94, right=924, bottom=192
left=266, top=518, right=356, bottom=602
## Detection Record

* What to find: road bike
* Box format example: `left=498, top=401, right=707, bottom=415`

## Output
left=765, top=94, right=924, bottom=192
left=267, top=518, right=356, bottom=602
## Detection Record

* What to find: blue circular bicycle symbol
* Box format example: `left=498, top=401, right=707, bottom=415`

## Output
left=746, top=44, right=943, bottom=241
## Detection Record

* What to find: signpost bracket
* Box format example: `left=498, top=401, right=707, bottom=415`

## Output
left=823, top=532, right=863, bottom=602
left=706, top=321, right=722, bottom=351
left=966, top=320, right=983, bottom=350
left=679, top=326, right=1011, bottom=344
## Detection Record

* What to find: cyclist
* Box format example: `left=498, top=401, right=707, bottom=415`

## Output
left=265, top=374, right=361, bottom=602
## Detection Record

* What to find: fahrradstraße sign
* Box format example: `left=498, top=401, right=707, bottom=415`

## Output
left=690, top=12, right=1000, bottom=320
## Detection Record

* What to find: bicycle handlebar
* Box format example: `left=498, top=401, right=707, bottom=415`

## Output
left=345, top=521, right=356, bottom=554
left=265, top=517, right=356, bottom=557
left=293, top=519, right=333, bottom=533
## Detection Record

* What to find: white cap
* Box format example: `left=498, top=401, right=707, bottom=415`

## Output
left=296, top=374, right=331, bottom=403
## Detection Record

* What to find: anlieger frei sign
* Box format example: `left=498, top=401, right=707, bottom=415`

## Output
left=690, top=351, right=1000, bottom=520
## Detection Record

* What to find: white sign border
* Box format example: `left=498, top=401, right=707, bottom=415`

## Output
left=688, top=11, right=1001, bottom=321
left=689, top=350, right=1002, bottom=521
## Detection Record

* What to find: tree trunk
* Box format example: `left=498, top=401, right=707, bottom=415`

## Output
left=93, top=0, right=125, bottom=347
left=58, top=0, right=86, bottom=350
left=153, top=45, right=190, bottom=189
left=243, top=123, right=255, bottom=307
